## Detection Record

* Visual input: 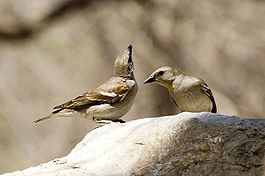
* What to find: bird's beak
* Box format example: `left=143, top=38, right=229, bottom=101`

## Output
left=144, top=77, right=155, bottom=84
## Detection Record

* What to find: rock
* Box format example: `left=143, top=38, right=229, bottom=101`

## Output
left=2, top=112, right=265, bottom=176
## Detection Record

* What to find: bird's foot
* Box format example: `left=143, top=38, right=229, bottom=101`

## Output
left=93, top=117, right=113, bottom=125
left=93, top=117, right=126, bottom=125
left=95, top=120, right=114, bottom=125
left=112, top=119, right=126, bottom=123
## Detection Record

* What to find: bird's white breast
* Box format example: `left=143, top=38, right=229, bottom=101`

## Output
left=85, top=79, right=137, bottom=120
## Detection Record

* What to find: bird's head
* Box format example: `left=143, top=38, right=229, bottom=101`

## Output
left=114, top=44, right=134, bottom=78
left=144, top=66, right=180, bottom=90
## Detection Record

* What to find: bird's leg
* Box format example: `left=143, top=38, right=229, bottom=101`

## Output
left=92, top=117, right=126, bottom=124
left=112, top=119, right=126, bottom=123
left=95, top=120, right=113, bottom=124
left=93, top=117, right=113, bottom=125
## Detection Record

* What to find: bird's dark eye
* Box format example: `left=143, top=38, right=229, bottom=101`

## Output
left=158, top=71, right=164, bottom=76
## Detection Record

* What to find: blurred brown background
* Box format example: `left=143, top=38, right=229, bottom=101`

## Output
left=0, top=0, right=264, bottom=174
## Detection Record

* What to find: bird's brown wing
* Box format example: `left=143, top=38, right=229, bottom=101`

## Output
left=52, top=82, right=129, bottom=113
left=198, top=81, right=217, bottom=113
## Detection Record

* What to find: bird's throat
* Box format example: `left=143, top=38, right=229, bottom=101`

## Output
left=165, top=84, right=174, bottom=91
left=156, top=81, right=174, bottom=91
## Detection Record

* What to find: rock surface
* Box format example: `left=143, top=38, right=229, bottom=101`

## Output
left=2, top=112, right=265, bottom=176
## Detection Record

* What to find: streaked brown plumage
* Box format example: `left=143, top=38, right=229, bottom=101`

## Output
left=52, top=79, right=129, bottom=113
left=33, top=45, right=137, bottom=123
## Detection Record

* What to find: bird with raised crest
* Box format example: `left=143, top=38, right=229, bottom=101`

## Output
left=33, top=45, right=137, bottom=124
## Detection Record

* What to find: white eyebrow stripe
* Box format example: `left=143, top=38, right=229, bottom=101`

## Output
left=100, top=91, right=117, bottom=97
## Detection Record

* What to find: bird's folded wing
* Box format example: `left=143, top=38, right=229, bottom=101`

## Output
left=197, top=81, right=217, bottom=113
left=194, top=78, right=215, bottom=101
left=53, top=85, right=129, bottom=112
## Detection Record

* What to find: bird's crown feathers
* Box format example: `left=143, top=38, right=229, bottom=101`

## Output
left=114, top=44, right=134, bottom=78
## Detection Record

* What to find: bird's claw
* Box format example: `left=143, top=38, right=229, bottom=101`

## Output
left=95, top=120, right=113, bottom=124
left=93, top=117, right=126, bottom=125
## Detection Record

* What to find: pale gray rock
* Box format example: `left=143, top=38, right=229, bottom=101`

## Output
left=2, top=112, right=265, bottom=176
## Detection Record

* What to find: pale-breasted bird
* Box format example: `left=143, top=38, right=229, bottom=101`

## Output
left=144, top=66, right=216, bottom=113
left=33, top=45, right=138, bottom=123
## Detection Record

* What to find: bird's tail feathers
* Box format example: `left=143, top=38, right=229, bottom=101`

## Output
left=33, top=110, right=80, bottom=123
left=33, top=114, right=53, bottom=123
